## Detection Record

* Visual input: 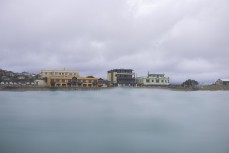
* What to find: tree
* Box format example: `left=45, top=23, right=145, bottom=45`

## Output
left=87, top=76, right=94, bottom=78
left=182, top=79, right=199, bottom=87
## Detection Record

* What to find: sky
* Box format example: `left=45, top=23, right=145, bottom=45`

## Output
left=0, top=0, right=229, bottom=83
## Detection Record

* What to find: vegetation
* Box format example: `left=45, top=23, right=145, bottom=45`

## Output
left=182, top=79, right=199, bottom=87
left=87, top=76, right=95, bottom=78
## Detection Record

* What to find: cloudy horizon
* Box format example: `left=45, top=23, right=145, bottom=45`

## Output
left=1, top=0, right=229, bottom=83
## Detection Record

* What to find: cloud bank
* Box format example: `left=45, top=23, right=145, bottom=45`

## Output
left=0, top=0, right=229, bottom=83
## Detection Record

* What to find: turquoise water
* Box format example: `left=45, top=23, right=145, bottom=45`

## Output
left=0, top=88, right=229, bottom=153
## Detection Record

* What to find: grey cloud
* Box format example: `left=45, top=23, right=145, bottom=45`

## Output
left=0, top=0, right=229, bottom=83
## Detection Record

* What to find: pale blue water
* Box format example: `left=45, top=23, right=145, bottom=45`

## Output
left=0, top=88, right=229, bottom=153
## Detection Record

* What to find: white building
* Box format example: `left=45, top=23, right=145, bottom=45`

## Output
left=137, top=73, right=170, bottom=86
left=17, top=76, right=25, bottom=80
left=34, top=80, right=47, bottom=86
left=40, top=69, right=80, bottom=78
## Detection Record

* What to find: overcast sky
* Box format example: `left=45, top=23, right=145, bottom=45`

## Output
left=0, top=0, right=229, bottom=83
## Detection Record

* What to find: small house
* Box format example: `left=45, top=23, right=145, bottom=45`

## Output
left=215, top=79, right=229, bottom=86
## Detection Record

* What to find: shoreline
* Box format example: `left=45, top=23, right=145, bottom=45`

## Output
left=0, top=85, right=229, bottom=91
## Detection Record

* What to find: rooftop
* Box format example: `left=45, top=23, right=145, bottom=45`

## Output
left=108, top=69, right=133, bottom=73
left=219, top=79, right=229, bottom=82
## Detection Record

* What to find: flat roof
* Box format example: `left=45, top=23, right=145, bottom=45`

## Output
left=41, top=70, right=78, bottom=72
left=108, top=69, right=133, bottom=72
left=49, top=77, right=98, bottom=80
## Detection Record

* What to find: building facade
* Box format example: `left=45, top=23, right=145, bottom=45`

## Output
left=47, top=76, right=98, bottom=87
left=215, top=79, right=229, bottom=86
left=40, top=69, right=79, bottom=78
left=136, top=73, right=170, bottom=86
left=98, top=78, right=112, bottom=87
left=107, top=69, right=135, bottom=86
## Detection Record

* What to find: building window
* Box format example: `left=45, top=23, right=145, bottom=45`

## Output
left=161, top=80, right=164, bottom=83
left=152, top=80, right=154, bottom=82
left=146, top=79, right=150, bottom=83
left=165, top=80, right=167, bottom=83
left=156, top=79, right=159, bottom=83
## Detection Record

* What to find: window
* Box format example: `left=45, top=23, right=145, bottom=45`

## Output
left=152, top=80, right=154, bottom=82
left=156, top=79, right=159, bottom=83
left=161, top=80, right=164, bottom=83
left=146, top=79, right=150, bottom=83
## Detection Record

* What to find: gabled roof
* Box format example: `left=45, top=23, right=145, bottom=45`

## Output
left=220, top=79, right=229, bottom=82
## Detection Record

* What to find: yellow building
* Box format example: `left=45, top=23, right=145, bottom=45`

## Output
left=47, top=76, right=98, bottom=87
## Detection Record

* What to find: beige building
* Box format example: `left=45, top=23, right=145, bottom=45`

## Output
left=136, top=73, right=170, bottom=86
left=40, top=69, right=79, bottom=78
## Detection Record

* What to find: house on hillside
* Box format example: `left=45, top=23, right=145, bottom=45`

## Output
left=215, top=79, right=229, bottom=86
left=17, top=76, right=25, bottom=80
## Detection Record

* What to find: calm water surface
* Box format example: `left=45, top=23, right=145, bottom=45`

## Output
left=0, top=88, right=229, bottom=153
